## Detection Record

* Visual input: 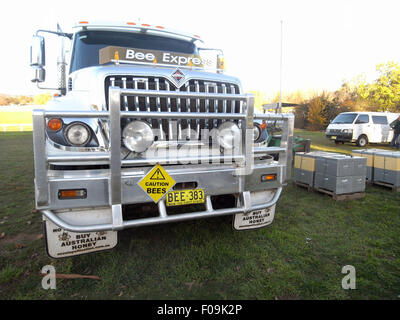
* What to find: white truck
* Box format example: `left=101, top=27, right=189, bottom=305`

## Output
left=30, top=21, right=294, bottom=258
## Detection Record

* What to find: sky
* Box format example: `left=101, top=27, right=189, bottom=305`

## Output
left=1, top=0, right=399, bottom=98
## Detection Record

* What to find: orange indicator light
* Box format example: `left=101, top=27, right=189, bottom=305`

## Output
left=47, top=118, right=62, bottom=131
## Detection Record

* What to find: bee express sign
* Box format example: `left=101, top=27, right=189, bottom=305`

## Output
left=99, top=46, right=213, bottom=68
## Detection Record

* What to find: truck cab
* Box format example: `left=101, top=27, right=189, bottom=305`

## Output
left=30, top=21, right=294, bottom=258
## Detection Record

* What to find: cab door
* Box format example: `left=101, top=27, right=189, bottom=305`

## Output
left=371, top=115, right=390, bottom=142
left=354, top=114, right=373, bottom=141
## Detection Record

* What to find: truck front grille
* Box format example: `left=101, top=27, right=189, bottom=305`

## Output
left=105, top=76, right=241, bottom=141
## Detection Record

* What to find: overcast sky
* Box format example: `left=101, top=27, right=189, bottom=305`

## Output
left=1, top=0, right=399, bottom=97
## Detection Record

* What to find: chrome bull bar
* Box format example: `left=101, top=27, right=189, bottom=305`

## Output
left=41, top=188, right=282, bottom=232
left=33, top=87, right=293, bottom=232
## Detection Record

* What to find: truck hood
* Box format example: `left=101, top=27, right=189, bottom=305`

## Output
left=66, top=64, right=243, bottom=110
left=326, top=123, right=354, bottom=132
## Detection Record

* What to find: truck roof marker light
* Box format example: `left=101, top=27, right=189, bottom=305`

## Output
left=194, top=35, right=201, bottom=39
left=156, top=26, right=164, bottom=29
left=114, top=51, right=120, bottom=66
left=79, top=21, right=89, bottom=24
left=126, top=22, right=136, bottom=25
left=142, top=24, right=151, bottom=27
left=47, top=118, right=62, bottom=131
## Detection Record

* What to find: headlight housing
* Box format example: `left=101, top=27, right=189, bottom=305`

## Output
left=342, top=129, right=353, bottom=134
left=123, top=120, right=154, bottom=153
left=253, top=123, right=262, bottom=142
left=216, top=121, right=241, bottom=150
left=65, top=122, right=91, bottom=146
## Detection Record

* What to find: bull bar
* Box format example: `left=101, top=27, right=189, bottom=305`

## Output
left=33, top=87, right=294, bottom=232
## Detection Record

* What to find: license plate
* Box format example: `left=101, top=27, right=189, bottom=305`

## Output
left=331, top=136, right=337, bottom=139
left=166, top=189, right=205, bottom=206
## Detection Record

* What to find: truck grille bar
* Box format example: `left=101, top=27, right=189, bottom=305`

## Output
left=105, top=76, right=241, bottom=142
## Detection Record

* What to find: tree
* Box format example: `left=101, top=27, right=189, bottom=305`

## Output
left=307, top=95, right=327, bottom=131
left=358, top=61, right=400, bottom=112
left=33, top=93, right=52, bottom=105
left=294, top=103, right=309, bottom=129
left=0, top=94, right=10, bottom=105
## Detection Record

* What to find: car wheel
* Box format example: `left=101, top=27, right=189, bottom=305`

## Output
left=356, top=135, right=368, bottom=147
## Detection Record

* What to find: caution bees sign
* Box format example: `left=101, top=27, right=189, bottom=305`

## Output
left=138, top=164, right=176, bottom=203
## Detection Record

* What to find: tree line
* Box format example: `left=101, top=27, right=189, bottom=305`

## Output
left=273, top=61, right=400, bottom=130
left=0, top=93, right=52, bottom=106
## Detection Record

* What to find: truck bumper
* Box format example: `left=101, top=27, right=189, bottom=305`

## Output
left=326, top=133, right=353, bottom=142
left=39, top=163, right=284, bottom=232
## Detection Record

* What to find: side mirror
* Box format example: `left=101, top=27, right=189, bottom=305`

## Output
left=31, top=66, right=46, bottom=83
left=30, top=35, right=46, bottom=82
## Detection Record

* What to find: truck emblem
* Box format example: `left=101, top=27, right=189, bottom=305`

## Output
left=171, top=68, right=185, bottom=88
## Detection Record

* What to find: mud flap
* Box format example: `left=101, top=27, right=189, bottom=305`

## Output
left=44, top=219, right=118, bottom=259
left=232, top=205, right=276, bottom=231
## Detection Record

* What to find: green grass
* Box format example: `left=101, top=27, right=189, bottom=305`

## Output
left=0, top=132, right=399, bottom=299
left=294, top=129, right=394, bottom=154
left=0, top=110, right=33, bottom=131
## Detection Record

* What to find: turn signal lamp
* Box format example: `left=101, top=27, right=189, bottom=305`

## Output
left=260, top=122, right=267, bottom=130
left=47, top=118, right=62, bottom=131
left=261, top=174, right=276, bottom=182
left=58, top=189, right=87, bottom=200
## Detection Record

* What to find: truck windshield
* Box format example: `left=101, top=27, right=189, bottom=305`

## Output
left=332, top=113, right=357, bottom=124
left=70, top=30, right=199, bottom=73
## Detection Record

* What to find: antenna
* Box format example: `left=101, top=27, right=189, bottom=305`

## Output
left=279, top=20, right=283, bottom=113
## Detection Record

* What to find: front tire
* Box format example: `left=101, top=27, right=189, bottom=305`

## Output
left=356, top=135, right=368, bottom=147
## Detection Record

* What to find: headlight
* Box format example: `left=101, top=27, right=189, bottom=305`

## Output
left=253, top=124, right=261, bottom=142
left=123, top=120, right=154, bottom=153
left=216, top=121, right=241, bottom=150
left=65, top=122, right=91, bottom=146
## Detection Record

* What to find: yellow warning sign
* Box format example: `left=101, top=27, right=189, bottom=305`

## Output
left=137, top=164, right=176, bottom=203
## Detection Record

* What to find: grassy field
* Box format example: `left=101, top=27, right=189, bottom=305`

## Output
left=0, top=108, right=33, bottom=132
left=295, top=129, right=394, bottom=154
left=0, top=131, right=399, bottom=299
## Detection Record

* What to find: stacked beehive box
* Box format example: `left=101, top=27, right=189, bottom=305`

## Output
left=293, top=151, right=335, bottom=187
left=313, top=154, right=367, bottom=194
left=373, top=151, right=400, bottom=188
left=351, top=149, right=387, bottom=181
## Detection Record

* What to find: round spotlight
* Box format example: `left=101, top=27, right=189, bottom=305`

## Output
left=253, top=123, right=262, bottom=142
left=123, top=120, right=154, bottom=153
left=217, top=121, right=241, bottom=150
left=65, top=122, right=91, bottom=146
